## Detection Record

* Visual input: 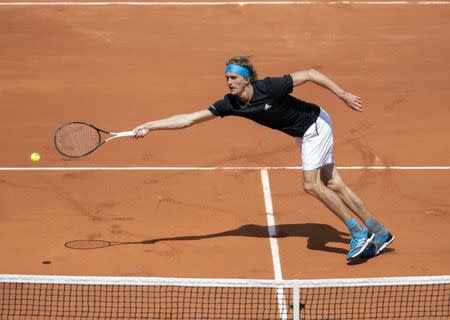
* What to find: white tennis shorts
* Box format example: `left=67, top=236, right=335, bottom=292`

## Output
left=295, top=108, right=335, bottom=171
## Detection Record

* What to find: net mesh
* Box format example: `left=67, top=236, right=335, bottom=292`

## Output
left=1, top=275, right=449, bottom=320
left=54, top=123, right=101, bottom=157
left=1, top=284, right=288, bottom=319
left=300, top=283, right=449, bottom=319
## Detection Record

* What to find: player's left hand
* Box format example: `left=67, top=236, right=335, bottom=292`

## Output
left=341, top=92, right=362, bottom=112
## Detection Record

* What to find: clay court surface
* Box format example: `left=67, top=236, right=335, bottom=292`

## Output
left=0, top=1, right=449, bottom=282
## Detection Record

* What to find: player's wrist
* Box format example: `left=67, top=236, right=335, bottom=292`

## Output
left=336, top=90, right=347, bottom=99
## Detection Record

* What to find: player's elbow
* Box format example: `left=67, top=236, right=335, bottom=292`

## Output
left=180, top=114, right=195, bottom=127
left=305, top=69, right=320, bottom=80
left=292, top=69, right=319, bottom=86
left=165, top=114, right=193, bottom=128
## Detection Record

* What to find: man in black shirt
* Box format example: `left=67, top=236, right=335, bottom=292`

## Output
left=133, top=56, right=394, bottom=261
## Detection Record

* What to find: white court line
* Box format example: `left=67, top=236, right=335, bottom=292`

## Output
left=0, top=166, right=449, bottom=171
left=260, top=169, right=282, bottom=279
left=0, top=1, right=449, bottom=6
left=260, top=169, right=288, bottom=320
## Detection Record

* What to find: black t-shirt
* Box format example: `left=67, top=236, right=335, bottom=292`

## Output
left=208, top=74, right=321, bottom=138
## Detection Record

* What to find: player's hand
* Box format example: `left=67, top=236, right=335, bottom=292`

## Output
left=132, top=126, right=149, bottom=138
left=341, top=92, right=362, bottom=112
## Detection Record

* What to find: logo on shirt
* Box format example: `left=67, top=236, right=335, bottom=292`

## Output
left=264, top=104, right=272, bottom=110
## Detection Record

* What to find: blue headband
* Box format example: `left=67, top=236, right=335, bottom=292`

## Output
left=225, top=64, right=251, bottom=78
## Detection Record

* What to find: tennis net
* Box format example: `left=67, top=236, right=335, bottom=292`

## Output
left=1, top=274, right=449, bottom=319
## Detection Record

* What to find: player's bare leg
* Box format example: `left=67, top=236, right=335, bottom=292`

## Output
left=319, top=163, right=395, bottom=257
left=302, top=167, right=373, bottom=260
left=302, top=168, right=351, bottom=223
left=319, top=163, right=372, bottom=221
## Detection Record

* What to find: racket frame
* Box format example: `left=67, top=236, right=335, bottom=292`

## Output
left=54, top=121, right=134, bottom=158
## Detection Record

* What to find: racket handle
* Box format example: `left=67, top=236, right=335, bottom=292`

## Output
left=112, top=131, right=135, bottom=137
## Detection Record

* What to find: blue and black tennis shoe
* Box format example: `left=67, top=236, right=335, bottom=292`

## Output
left=361, top=232, right=395, bottom=259
left=346, top=230, right=375, bottom=261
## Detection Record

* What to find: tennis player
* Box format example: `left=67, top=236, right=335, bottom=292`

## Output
left=133, top=56, right=394, bottom=261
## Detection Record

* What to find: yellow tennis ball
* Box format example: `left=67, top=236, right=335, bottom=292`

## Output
left=30, top=152, right=41, bottom=162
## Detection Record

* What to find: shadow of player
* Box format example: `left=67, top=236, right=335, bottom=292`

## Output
left=66, top=223, right=351, bottom=255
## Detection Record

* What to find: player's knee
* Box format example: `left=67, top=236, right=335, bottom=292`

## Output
left=302, top=181, right=319, bottom=196
left=326, top=179, right=345, bottom=194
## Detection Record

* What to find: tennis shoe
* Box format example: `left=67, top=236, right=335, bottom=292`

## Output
left=346, top=230, right=374, bottom=261
left=360, top=232, right=395, bottom=259
left=375, top=232, right=394, bottom=255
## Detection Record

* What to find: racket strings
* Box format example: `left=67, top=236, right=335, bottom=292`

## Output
left=55, top=123, right=101, bottom=157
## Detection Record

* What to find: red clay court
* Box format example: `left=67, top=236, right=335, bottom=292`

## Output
left=0, top=1, right=449, bottom=319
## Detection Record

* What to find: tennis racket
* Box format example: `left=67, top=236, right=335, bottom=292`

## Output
left=54, top=121, right=134, bottom=158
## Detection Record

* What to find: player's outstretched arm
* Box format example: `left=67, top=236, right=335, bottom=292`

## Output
left=133, top=109, right=215, bottom=138
left=290, top=69, right=362, bottom=112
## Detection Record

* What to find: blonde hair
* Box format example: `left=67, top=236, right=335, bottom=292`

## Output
left=226, top=56, right=258, bottom=83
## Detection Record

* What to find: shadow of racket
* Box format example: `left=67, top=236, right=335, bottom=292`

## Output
left=65, top=239, right=155, bottom=249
